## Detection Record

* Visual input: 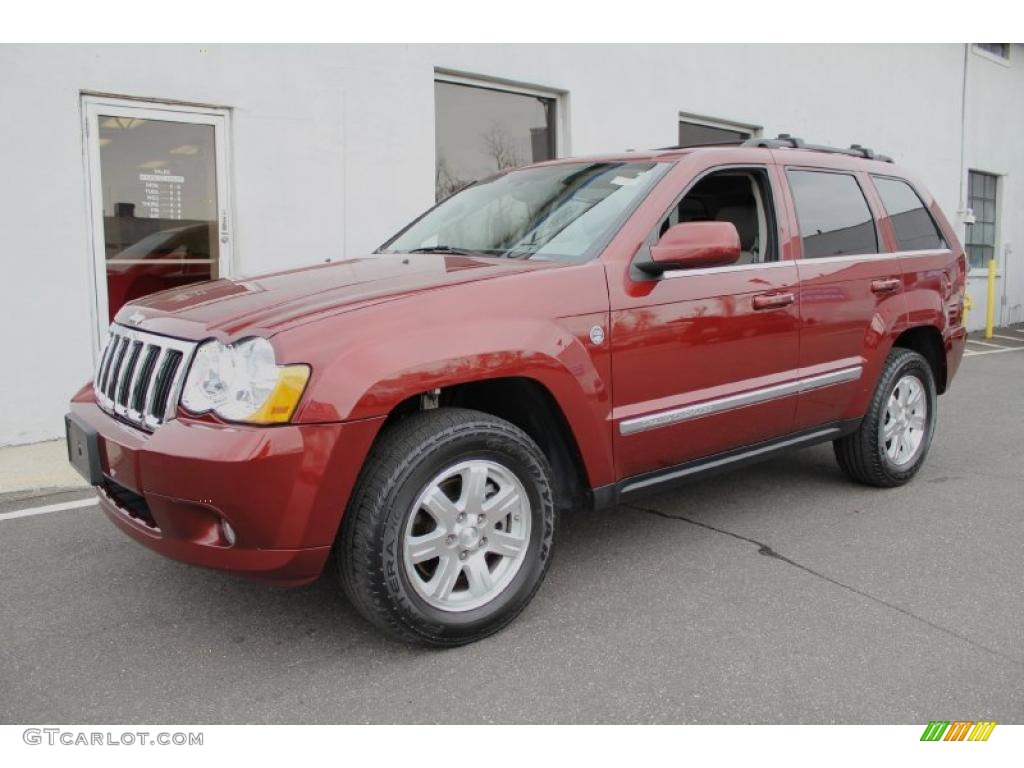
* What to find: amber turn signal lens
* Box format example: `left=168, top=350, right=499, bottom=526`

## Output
left=246, top=365, right=311, bottom=424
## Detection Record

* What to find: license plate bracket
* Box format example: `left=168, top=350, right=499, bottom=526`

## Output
left=65, top=413, right=103, bottom=486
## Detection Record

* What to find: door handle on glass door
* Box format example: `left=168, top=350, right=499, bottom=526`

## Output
left=870, top=278, right=901, bottom=294
left=752, top=292, right=795, bottom=310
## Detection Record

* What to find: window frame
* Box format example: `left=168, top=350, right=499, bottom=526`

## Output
left=965, top=169, right=1001, bottom=273
left=869, top=173, right=948, bottom=254
left=631, top=163, right=783, bottom=278
left=433, top=70, right=568, bottom=197
left=972, top=44, right=1011, bottom=66
left=81, top=93, right=234, bottom=357
left=784, top=166, right=882, bottom=261
left=677, top=111, right=761, bottom=147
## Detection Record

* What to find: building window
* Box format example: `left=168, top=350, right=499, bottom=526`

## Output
left=975, top=43, right=1010, bottom=60
left=434, top=77, right=557, bottom=201
left=871, top=176, right=946, bottom=252
left=677, top=115, right=754, bottom=147
left=787, top=170, right=878, bottom=258
left=966, top=171, right=999, bottom=270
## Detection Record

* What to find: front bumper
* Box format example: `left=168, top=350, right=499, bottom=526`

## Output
left=68, top=391, right=383, bottom=586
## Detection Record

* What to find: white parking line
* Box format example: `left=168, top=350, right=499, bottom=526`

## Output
left=966, top=339, right=1006, bottom=349
left=990, top=334, right=1024, bottom=343
left=963, top=346, right=1024, bottom=358
left=0, top=497, right=97, bottom=522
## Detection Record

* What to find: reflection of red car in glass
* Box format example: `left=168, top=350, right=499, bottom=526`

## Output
left=106, top=224, right=214, bottom=321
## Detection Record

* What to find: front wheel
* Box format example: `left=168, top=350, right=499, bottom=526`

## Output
left=833, top=347, right=937, bottom=487
left=336, top=408, right=556, bottom=646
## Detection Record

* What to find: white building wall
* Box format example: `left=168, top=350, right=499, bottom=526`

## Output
left=0, top=44, right=1020, bottom=445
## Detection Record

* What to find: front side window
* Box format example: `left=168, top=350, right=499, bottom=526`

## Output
left=871, top=176, right=946, bottom=252
left=653, top=168, right=777, bottom=264
left=966, top=170, right=999, bottom=269
left=787, top=170, right=878, bottom=259
left=435, top=79, right=557, bottom=202
left=382, top=161, right=670, bottom=263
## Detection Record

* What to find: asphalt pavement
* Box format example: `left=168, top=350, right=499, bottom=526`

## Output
left=2, top=330, right=1023, bottom=723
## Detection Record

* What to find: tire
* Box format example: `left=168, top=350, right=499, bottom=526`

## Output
left=833, top=347, right=937, bottom=487
left=336, top=408, right=556, bottom=647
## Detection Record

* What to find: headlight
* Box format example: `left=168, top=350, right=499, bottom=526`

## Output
left=181, top=337, right=310, bottom=424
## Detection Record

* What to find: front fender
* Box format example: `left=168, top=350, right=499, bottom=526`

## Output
left=273, top=264, right=616, bottom=487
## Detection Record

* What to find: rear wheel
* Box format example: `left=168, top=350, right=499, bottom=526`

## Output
left=833, top=348, right=937, bottom=487
left=337, top=408, right=556, bottom=646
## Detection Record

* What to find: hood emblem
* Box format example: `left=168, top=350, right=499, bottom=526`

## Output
left=127, top=311, right=146, bottom=326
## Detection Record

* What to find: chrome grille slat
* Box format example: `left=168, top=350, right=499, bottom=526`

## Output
left=104, top=337, right=130, bottom=401
left=93, top=324, right=198, bottom=432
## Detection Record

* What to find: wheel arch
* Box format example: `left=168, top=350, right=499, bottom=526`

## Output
left=892, top=324, right=947, bottom=394
left=384, top=376, right=594, bottom=514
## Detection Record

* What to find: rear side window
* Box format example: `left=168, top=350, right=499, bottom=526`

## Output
left=787, top=170, right=878, bottom=258
left=872, top=176, right=946, bottom=251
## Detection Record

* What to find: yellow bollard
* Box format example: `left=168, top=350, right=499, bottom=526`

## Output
left=985, top=257, right=997, bottom=339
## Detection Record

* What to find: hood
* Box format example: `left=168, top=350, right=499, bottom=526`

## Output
left=120, top=253, right=559, bottom=340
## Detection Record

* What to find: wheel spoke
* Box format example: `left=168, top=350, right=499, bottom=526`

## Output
left=482, top=482, right=522, bottom=517
left=408, top=530, right=448, bottom=564
left=899, top=431, right=913, bottom=461
left=883, top=416, right=900, bottom=441
left=907, top=411, right=926, bottom=431
left=427, top=554, right=463, bottom=601
left=487, top=529, right=527, bottom=559
left=421, top=486, right=460, bottom=527
left=465, top=558, right=495, bottom=597
left=460, top=463, right=490, bottom=515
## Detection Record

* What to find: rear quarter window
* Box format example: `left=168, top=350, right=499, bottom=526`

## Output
left=787, top=170, right=878, bottom=258
left=871, top=176, right=946, bottom=251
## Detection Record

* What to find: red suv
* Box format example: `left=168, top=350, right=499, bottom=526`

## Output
left=67, top=136, right=967, bottom=646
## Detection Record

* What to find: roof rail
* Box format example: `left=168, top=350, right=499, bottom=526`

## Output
left=741, top=134, right=894, bottom=163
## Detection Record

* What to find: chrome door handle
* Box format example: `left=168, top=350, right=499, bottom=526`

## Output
left=871, top=278, right=901, bottom=294
left=752, top=292, right=795, bottom=310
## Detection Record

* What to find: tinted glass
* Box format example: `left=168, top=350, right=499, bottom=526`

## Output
left=383, top=161, right=669, bottom=263
left=97, top=115, right=219, bottom=321
left=435, top=81, right=555, bottom=201
left=872, top=176, right=945, bottom=251
left=788, top=170, right=877, bottom=258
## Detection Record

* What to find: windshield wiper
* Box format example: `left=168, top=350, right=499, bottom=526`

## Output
left=405, top=246, right=482, bottom=256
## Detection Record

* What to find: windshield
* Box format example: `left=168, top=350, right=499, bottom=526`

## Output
left=380, top=161, right=670, bottom=262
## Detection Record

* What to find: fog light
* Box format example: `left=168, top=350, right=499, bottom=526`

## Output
left=221, top=520, right=237, bottom=546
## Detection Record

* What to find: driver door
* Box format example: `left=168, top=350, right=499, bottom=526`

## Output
left=608, top=160, right=801, bottom=481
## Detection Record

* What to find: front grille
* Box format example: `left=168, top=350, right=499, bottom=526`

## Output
left=94, top=324, right=197, bottom=431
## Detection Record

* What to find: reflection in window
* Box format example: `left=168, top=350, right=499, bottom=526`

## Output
left=787, top=170, right=878, bottom=258
left=872, top=176, right=945, bottom=252
left=677, top=119, right=750, bottom=147
left=434, top=80, right=556, bottom=201
left=385, top=161, right=668, bottom=263
left=966, top=171, right=999, bottom=269
left=97, top=116, right=220, bottom=320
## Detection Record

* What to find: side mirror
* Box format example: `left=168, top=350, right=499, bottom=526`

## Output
left=644, top=221, right=741, bottom=272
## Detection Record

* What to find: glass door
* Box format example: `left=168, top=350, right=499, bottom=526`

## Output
left=83, top=97, right=232, bottom=344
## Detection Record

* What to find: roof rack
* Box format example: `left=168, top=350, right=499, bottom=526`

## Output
left=741, top=134, right=894, bottom=163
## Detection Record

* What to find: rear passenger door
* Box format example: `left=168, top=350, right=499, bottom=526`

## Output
left=781, top=166, right=907, bottom=430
